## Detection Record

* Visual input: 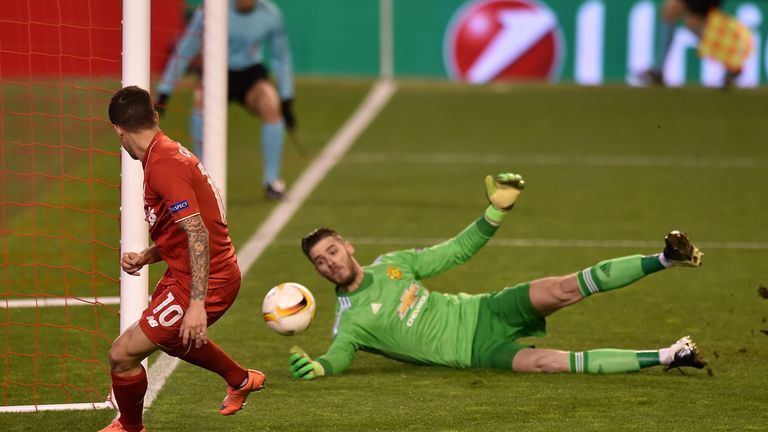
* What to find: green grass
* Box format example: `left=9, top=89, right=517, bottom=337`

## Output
left=2, top=79, right=768, bottom=430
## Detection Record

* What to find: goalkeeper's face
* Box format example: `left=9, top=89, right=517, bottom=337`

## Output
left=308, top=236, right=360, bottom=287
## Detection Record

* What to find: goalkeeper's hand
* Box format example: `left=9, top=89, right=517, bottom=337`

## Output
left=289, top=346, right=325, bottom=380
left=280, top=98, right=297, bottom=131
left=484, top=173, right=525, bottom=224
left=154, top=93, right=170, bottom=117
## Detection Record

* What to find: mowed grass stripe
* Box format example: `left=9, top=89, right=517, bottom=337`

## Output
left=344, top=152, right=764, bottom=168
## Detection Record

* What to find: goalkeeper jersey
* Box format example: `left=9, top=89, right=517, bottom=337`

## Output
left=315, top=216, right=498, bottom=375
left=157, top=0, right=294, bottom=100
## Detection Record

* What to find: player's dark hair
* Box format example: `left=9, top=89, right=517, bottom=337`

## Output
left=108, top=85, right=157, bottom=132
left=301, top=227, right=342, bottom=258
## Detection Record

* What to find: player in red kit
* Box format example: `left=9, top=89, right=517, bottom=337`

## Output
left=101, top=86, right=263, bottom=432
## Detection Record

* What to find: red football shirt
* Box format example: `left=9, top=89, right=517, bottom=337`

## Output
left=142, top=131, right=239, bottom=285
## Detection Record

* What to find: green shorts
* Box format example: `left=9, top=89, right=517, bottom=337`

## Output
left=470, top=282, right=547, bottom=369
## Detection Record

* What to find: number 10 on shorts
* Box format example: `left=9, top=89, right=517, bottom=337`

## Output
left=145, top=292, right=184, bottom=328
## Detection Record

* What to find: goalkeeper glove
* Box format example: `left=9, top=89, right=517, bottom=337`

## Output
left=289, top=346, right=325, bottom=380
left=280, top=98, right=297, bottom=131
left=154, top=93, right=170, bottom=117
left=484, top=172, right=525, bottom=225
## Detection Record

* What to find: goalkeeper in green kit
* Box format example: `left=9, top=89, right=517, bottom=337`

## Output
left=290, top=173, right=707, bottom=378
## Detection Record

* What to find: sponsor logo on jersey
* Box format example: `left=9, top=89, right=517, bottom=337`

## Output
left=387, top=266, right=403, bottom=280
left=445, top=0, right=564, bottom=83
left=406, top=294, right=429, bottom=327
left=169, top=200, right=190, bottom=214
left=371, top=303, right=382, bottom=314
left=397, top=283, right=420, bottom=319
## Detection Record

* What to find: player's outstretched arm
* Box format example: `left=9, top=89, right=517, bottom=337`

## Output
left=289, top=346, right=325, bottom=380
left=484, top=172, right=525, bottom=226
left=155, top=7, right=204, bottom=111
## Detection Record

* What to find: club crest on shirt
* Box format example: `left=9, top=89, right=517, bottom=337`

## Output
left=144, top=207, right=157, bottom=226
left=178, top=143, right=192, bottom=158
left=169, top=200, right=189, bottom=214
left=387, top=266, right=402, bottom=280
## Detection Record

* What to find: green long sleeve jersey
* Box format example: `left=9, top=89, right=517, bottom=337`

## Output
left=315, top=215, right=499, bottom=375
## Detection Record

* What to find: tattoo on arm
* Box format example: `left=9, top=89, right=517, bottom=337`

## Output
left=179, top=215, right=209, bottom=301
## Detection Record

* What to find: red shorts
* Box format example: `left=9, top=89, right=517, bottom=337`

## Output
left=138, top=272, right=241, bottom=357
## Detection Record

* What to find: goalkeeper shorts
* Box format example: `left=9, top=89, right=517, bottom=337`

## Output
left=228, top=63, right=270, bottom=104
left=471, top=282, right=547, bottom=369
left=138, top=272, right=240, bottom=357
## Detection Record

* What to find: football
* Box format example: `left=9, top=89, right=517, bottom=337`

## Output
left=262, top=282, right=316, bottom=335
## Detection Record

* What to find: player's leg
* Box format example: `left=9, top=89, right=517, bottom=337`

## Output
left=158, top=279, right=265, bottom=415
left=100, top=322, right=158, bottom=432
left=472, top=286, right=706, bottom=374
left=644, top=0, right=686, bottom=85
left=177, top=339, right=265, bottom=415
left=511, top=335, right=707, bottom=373
left=243, top=77, right=286, bottom=200
left=530, top=230, right=702, bottom=316
left=659, top=0, right=686, bottom=61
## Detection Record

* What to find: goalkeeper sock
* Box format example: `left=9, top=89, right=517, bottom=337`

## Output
left=190, top=107, right=203, bottom=158
left=180, top=340, right=248, bottom=389
left=111, top=366, right=147, bottom=432
left=577, top=254, right=666, bottom=297
left=568, top=349, right=662, bottom=373
left=261, top=121, right=285, bottom=186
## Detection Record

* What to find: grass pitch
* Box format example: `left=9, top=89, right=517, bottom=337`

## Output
left=2, top=79, right=767, bottom=431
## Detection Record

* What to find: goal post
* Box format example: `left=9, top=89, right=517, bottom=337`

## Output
left=119, top=0, right=150, bottom=341
left=202, top=0, right=229, bottom=205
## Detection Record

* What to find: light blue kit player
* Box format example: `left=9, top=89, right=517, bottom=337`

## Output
left=156, top=0, right=295, bottom=200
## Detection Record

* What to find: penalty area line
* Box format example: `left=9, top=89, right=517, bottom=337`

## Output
left=143, top=79, right=397, bottom=411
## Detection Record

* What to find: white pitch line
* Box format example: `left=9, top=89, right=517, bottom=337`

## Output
left=236, top=79, right=397, bottom=271
left=142, top=79, right=397, bottom=411
left=1, top=296, right=121, bottom=309
left=344, top=152, right=764, bottom=168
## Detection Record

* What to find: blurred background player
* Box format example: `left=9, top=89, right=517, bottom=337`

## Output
left=156, top=0, right=296, bottom=200
left=643, top=0, right=689, bottom=85
left=643, top=0, right=747, bottom=88
left=289, top=173, right=707, bottom=380
left=102, top=86, right=264, bottom=432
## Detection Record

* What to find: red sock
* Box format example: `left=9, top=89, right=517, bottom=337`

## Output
left=112, top=366, right=147, bottom=432
left=180, top=339, right=248, bottom=388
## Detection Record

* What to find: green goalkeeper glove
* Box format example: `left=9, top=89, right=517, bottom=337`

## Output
left=289, top=346, right=325, bottom=380
left=484, top=173, right=525, bottom=225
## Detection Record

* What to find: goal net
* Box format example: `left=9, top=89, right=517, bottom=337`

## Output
left=0, top=0, right=185, bottom=412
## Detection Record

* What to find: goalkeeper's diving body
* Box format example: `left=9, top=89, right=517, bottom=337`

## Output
left=290, top=173, right=708, bottom=379
left=156, top=0, right=295, bottom=200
